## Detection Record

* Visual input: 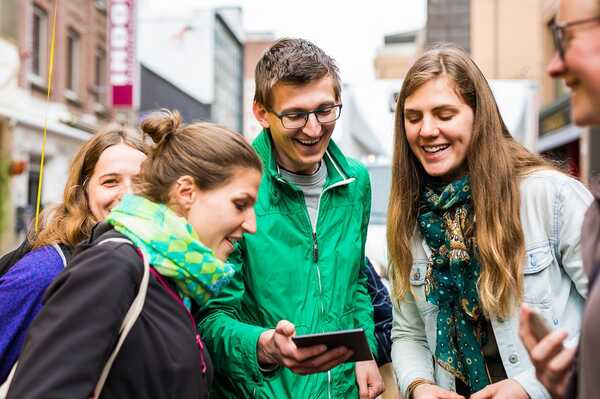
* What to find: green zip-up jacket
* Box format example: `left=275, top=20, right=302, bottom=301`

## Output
left=198, top=130, right=377, bottom=398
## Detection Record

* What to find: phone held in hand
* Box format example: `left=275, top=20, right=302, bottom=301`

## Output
left=291, top=328, right=373, bottom=363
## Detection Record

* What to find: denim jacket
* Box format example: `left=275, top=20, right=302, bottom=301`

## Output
left=391, top=170, right=592, bottom=399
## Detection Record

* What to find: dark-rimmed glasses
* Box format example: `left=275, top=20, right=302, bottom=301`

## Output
left=549, top=16, right=600, bottom=60
left=269, top=104, right=343, bottom=129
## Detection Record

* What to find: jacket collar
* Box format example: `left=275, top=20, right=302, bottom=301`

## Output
left=252, top=128, right=354, bottom=185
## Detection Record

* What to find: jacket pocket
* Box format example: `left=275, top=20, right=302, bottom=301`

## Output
left=409, top=261, right=437, bottom=315
left=523, top=245, right=555, bottom=307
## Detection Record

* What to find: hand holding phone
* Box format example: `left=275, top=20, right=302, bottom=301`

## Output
left=292, top=328, right=373, bottom=363
left=257, top=320, right=354, bottom=375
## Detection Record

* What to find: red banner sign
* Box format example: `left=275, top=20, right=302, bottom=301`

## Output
left=109, top=0, right=135, bottom=108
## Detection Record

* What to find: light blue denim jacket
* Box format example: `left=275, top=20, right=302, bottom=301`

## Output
left=391, top=170, right=592, bottom=398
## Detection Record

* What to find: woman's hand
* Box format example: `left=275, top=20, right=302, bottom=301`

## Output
left=411, top=383, right=465, bottom=399
left=470, top=379, right=528, bottom=399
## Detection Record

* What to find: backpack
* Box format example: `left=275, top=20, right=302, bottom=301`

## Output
left=0, top=239, right=72, bottom=277
left=0, top=237, right=148, bottom=399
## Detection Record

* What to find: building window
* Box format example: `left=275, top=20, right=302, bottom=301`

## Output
left=30, top=5, right=48, bottom=85
left=213, top=15, right=243, bottom=132
left=27, top=154, right=42, bottom=208
left=93, top=47, right=107, bottom=107
left=65, top=28, right=80, bottom=100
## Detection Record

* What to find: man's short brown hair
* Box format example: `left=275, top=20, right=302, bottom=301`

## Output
left=254, top=38, right=341, bottom=109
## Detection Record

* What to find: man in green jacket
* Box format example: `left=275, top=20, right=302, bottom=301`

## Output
left=198, top=38, right=384, bottom=398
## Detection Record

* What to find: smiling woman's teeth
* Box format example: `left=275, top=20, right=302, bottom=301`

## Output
left=423, top=144, right=450, bottom=153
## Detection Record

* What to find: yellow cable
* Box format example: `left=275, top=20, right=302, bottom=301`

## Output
left=34, top=0, right=58, bottom=232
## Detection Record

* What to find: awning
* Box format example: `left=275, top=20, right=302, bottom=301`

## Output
left=537, top=124, right=581, bottom=152
left=0, top=87, right=90, bottom=142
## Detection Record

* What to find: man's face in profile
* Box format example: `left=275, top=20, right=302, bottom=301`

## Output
left=549, top=0, right=600, bottom=125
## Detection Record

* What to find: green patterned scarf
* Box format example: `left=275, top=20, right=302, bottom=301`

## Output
left=417, top=175, right=489, bottom=393
left=106, top=194, right=235, bottom=307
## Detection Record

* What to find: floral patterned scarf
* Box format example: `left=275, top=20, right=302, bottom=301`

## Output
left=106, top=194, right=235, bottom=307
left=417, top=175, right=489, bottom=393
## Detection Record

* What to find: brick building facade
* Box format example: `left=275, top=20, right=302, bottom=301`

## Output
left=0, top=0, right=114, bottom=250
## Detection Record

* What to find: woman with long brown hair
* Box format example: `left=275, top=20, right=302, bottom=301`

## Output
left=0, top=127, right=147, bottom=385
left=389, top=44, right=591, bottom=399
left=6, top=110, right=263, bottom=398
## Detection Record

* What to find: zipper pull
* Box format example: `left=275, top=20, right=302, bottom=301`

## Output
left=312, top=232, right=319, bottom=262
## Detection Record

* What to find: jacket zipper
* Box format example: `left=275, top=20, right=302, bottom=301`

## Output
left=311, top=177, right=354, bottom=399
left=276, top=155, right=355, bottom=399
left=312, top=178, right=354, bottom=311
left=312, top=231, right=319, bottom=262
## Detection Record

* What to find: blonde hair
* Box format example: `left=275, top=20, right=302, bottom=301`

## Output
left=136, top=109, right=262, bottom=203
left=32, top=126, right=147, bottom=248
left=388, top=44, right=554, bottom=318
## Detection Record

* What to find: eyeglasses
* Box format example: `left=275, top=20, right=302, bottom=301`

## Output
left=549, top=16, right=600, bottom=60
left=269, top=104, right=342, bottom=129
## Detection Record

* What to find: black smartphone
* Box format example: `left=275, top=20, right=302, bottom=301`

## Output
left=291, top=328, right=373, bottom=363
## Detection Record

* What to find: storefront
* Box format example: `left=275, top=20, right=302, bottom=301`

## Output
left=539, top=95, right=600, bottom=184
left=539, top=96, right=581, bottom=177
left=0, top=88, right=91, bottom=251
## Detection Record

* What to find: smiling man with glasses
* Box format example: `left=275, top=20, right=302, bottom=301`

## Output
left=546, top=0, right=600, bottom=126
left=519, top=1, right=600, bottom=398
left=198, top=38, right=384, bottom=399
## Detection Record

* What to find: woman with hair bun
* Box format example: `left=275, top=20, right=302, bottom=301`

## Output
left=6, top=110, right=263, bottom=399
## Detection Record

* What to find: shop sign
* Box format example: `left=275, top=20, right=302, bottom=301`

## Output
left=109, top=0, right=135, bottom=108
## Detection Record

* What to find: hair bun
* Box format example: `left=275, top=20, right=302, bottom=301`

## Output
left=140, top=109, right=182, bottom=144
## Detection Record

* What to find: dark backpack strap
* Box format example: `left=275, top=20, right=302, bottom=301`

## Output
left=55, top=243, right=73, bottom=268
left=0, top=238, right=32, bottom=277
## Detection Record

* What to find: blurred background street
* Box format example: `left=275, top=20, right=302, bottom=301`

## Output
left=0, top=0, right=594, bottom=271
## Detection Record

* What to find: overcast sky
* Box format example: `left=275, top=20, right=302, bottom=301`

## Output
left=145, top=0, right=427, bottom=86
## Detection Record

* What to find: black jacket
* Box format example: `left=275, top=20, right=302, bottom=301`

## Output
left=7, top=223, right=213, bottom=398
